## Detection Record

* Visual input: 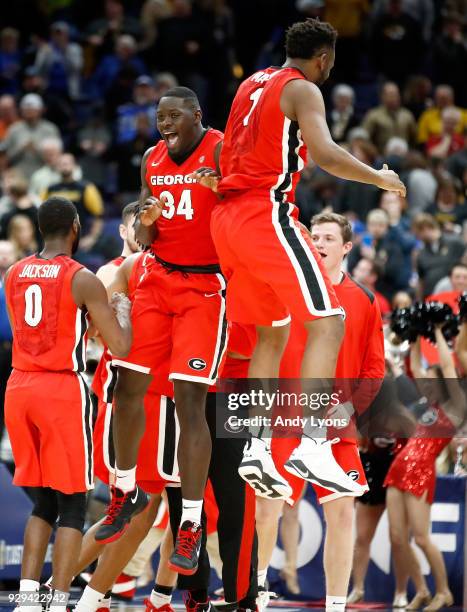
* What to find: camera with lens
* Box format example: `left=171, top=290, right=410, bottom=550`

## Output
left=390, top=301, right=460, bottom=344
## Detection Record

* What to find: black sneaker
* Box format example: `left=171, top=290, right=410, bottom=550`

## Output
left=183, top=593, right=211, bottom=612
left=168, top=520, right=202, bottom=575
left=95, top=485, right=149, bottom=543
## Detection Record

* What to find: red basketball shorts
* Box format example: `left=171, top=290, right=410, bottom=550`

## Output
left=113, top=262, right=229, bottom=386
left=271, top=437, right=368, bottom=505
left=93, top=390, right=180, bottom=494
left=5, top=369, right=93, bottom=494
left=211, top=194, right=343, bottom=326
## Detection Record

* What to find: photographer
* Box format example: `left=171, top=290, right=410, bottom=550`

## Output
left=384, top=320, right=465, bottom=611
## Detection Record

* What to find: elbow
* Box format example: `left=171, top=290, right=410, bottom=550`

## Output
left=110, top=334, right=132, bottom=358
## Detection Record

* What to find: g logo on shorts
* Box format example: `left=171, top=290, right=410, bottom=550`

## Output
left=347, top=470, right=360, bottom=481
left=189, top=358, right=207, bottom=371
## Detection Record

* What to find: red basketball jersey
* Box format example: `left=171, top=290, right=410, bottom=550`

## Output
left=6, top=254, right=87, bottom=372
left=92, top=252, right=155, bottom=402
left=145, top=128, right=222, bottom=266
left=218, top=67, right=307, bottom=200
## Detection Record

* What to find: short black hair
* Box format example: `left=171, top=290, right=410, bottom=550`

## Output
left=122, top=201, right=139, bottom=224
left=285, top=18, right=337, bottom=59
left=160, top=86, right=200, bottom=110
left=38, top=196, right=78, bottom=238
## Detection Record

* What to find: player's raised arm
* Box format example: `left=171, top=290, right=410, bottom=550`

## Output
left=281, top=79, right=406, bottom=196
left=72, top=269, right=132, bottom=357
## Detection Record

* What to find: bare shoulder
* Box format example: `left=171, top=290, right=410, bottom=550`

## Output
left=281, top=79, right=323, bottom=120
left=96, top=262, right=119, bottom=287
left=120, top=252, right=142, bottom=277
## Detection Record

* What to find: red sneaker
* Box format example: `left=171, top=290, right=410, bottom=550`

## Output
left=168, top=521, right=202, bottom=575
left=111, top=572, right=136, bottom=600
left=144, top=599, right=175, bottom=612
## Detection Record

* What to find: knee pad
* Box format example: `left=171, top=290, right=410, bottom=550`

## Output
left=31, top=487, right=59, bottom=527
left=56, top=492, right=87, bottom=531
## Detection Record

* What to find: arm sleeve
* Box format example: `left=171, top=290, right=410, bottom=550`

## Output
left=351, top=300, right=386, bottom=416
left=83, top=183, right=104, bottom=217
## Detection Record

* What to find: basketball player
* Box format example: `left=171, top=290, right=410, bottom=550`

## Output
left=4, top=197, right=132, bottom=612
left=194, top=18, right=404, bottom=495
left=256, top=213, right=385, bottom=612
left=96, top=88, right=228, bottom=579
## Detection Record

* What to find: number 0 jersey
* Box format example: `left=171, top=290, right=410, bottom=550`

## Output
left=146, top=128, right=223, bottom=266
left=218, top=67, right=307, bottom=201
left=5, top=254, right=88, bottom=372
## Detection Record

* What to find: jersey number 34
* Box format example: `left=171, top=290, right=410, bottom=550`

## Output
left=160, top=189, right=194, bottom=221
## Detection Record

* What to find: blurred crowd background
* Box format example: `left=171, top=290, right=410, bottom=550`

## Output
left=0, top=0, right=465, bottom=296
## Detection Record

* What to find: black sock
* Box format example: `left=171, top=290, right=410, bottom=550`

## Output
left=188, top=589, right=208, bottom=602
left=154, top=584, right=174, bottom=596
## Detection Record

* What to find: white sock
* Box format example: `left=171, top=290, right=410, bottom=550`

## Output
left=181, top=498, right=203, bottom=525
left=326, top=595, right=346, bottom=611
left=20, top=579, right=39, bottom=593
left=75, top=586, right=106, bottom=612
left=49, top=590, right=70, bottom=612
left=257, top=568, right=267, bottom=588
left=99, top=595, right=111, bottom=609
left=115, top=466, right=136, bottom=492
left=150, top=589, right=173, bottom=607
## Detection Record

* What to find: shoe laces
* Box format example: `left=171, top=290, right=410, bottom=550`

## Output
left=144, top=599, right=173, bottom=612
left=102, top=490, right=126, bottom=524
left=175, top=524, right=201, bottom=559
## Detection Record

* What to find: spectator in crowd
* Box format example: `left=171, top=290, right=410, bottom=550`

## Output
left=412, top=212, right=466, bottom=296
left=404, top=151, right=438, bottom=215
left=402, top=75, right=432, bottom=120
left=432, top=11, right=467, bottom=106
left=28, top=137, right=63, bottom=197
left=0, top=28, right=21, bottom=96
left=351, top=257, right=392, bottom=317
left=327, top=84, right=359, bottom=144
left=371, top=0, right=434, bottom=42
left=348, top=209, right=407, bottom=298
left=0, top=175, right=40, bottom=245
left=34, top=21, right=83, bottom=100
left=431, top=262, right=467, bottom=297
left=115, top=75, right=158, bottom=144
left=362, top=82, right=417, bottom=153
left=417, top=84, right=467, bottom=146
left=153, top=71, right=178, bottom=100
left=392, top=290, right=413, bottom=309
left=85, top=0, right=143, bottom=64
left=369, top=0, right=424, bottom=87
left=426, top=107, right=465, bottom=159
left=446, top=145, right=467, bottom=184
left=426, top=175, right=467, bottom=232
left=323, top=0, right=369, bottom=82
left=334, top=139, right=380, bottom=220
left=149, top=0, right=212, bottom=106
left=379, top=191, right=417, bottom=287
left=20, top=66, right=74, bottom=136
left=43, top=153, right=104, bottom=252
left=383, top=136, right=409, bottom=175
left=6, top=214, right=38, bottom=259
left=91, top=34, right=146, bottom=112
left=1, top=93, right=60, bottom=177
left=76, top=106, right=112, bottom=192
left=0, top=95, right=18, bottom=141
left=113, top=113, right=154, bottom=202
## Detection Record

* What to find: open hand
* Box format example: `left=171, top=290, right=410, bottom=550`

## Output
left=376, top=164, right=406, bottom=197
left=189, top=167, right=220, bottom=193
